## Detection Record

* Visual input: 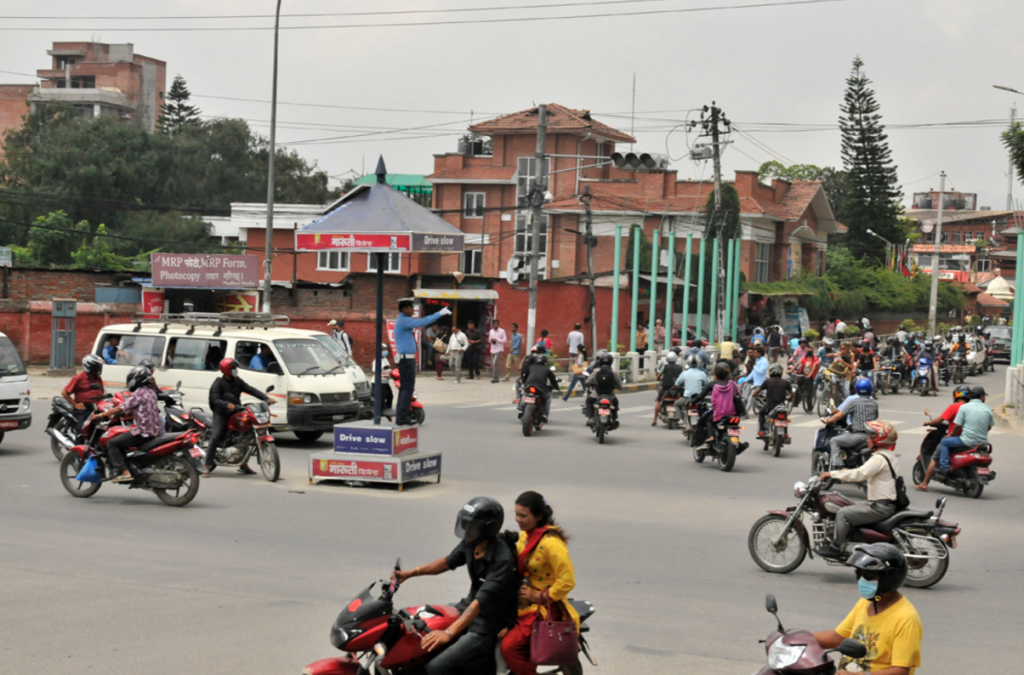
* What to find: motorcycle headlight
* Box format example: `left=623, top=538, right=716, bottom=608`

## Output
left=255, top=412, right=270, bottom=424
left=767, top=641, right=806, bottom=670
left=793, top=481, right=808, bottom=498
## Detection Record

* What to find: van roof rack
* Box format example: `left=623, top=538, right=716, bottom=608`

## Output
left=131, top=312, right=291, bottom=335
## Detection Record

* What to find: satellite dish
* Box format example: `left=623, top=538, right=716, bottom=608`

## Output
left=921, top=220, right=934, bottom=234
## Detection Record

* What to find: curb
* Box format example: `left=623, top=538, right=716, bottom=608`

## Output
left=994, top=405, right=1024, bottom=435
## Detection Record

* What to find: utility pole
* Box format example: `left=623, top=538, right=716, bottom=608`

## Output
left=526, top=104, right=548, bottom=350
left=1010, top=103, right=1017, bottom=210
left=927, top=171, right=947, bottom=337
left=582, top=186, right=598, bottom=352
left=262, top=0, right=283, bottom=314
left=693, top=102, right=730, bottom=345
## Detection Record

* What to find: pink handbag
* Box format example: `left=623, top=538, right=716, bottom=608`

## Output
left=529, top=597, right=579, bottom=666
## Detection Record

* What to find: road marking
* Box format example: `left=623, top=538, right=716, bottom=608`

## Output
left=454, top=402, right=507, bottom=409
left=793, top=420, right=824, bottom=427
left=618, top=405, right=651, bottom=413
left=898, top=428, right=927, bottom=436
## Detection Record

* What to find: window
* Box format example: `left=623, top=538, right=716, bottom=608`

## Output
left=461, top=249, right=483, bottom=275
left=463, top=192, right=485, bottom=218
left=97, top=334, right=166, bottom=366
left=235, top=341, right=281, bottom=373
left=55, top=56, right=77, bottom=69
left=593, top=142, right=607, bottom=167
left=976, top=259, right=992, bottom=273
left=367, top=252, right=401, bottom=273
left=166, top=338, right=227, bottom=371
left=514, top=213, right=549, bottom=256
left=0, top=336, right=27, bottom=376
left=940, top=231, right=949, bottom=244
left=755, top=243, right=771, bottom=283
left=950, top=231, right=961, bottom=244
left=317, top=250, right=349, bottom=271
left=273, top=339, right=345, bottom=375
left=516, top=157, right=551, bottom=205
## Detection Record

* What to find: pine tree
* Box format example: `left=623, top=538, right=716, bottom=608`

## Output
left=839, top=57, right=903, bottom=262
left=158, top=74, right=201, bottom=134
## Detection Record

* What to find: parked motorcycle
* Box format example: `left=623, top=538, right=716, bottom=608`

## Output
left=592, top=395, right=619, bottom=444
left=693, top=400, right=746, bottom=472
left=761, top=404, right=791, bottom=458
left=753, top=594, right=866, bottom=675
left=748, top=476, right=961, bottom=588
left=913, top=425, right=995, bottom=499
left=188, top=386, right=280, bottom=481
left=59, top=408, right=202, bottom=507
left=380, top=371, right=425, bottom=426
left=657, top=387, right=681, bottom=429
left=303, top=560, right=597, bottom=675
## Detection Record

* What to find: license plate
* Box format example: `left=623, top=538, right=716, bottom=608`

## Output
left=523, top=397, right=536, bottom=404
left=688, top=411, right=699, bottom=418
left=727, top=428, right=741, bottom=437
left=333, top=414, right=348, bottom=421
left=666, top=406, right=676, bottom=414
left=0, top=420, right=19, bottom=430
left=599, top=409, right=611, bottom=416
left=775, top=420, right=789, bottom=427
left=977, top=467, right=991, bottom=475
left=254, top=424, right=271, bottom=429
left=189, top=447, right=203, bottom=458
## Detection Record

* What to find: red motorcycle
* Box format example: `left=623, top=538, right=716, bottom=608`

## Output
left=754, top=594, right=866, bottom=675
left=187, top=387, right=280, bottom=482
left=58, top=407, right=203, bottom=507
left=912, top=424, right=995, bottom=499
left=303, top=561, right=596, bottom=675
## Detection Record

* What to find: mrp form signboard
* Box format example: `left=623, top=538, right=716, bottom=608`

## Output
left=333, top=420, right=418, bottom=455
left=150, top=253, right=260, bottom=288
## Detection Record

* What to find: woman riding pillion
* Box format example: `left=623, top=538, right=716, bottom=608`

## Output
left=93, top=366, right=164, bottom=483
left=690, top=362, right=749, bottom=454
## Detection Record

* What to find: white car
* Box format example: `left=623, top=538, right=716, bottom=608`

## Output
left=0, top=331, right=31, bottom=444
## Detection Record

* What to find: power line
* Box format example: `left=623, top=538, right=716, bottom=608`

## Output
left=0, top=0, right=859, bottom=31
left=193, top=93, right=499, bottom=116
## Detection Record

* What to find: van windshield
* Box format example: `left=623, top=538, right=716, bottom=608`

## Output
left=315, top=334, right=356, bottom=367
left=273, top=339, right=345, bottom=375
left=0, top=337, right=27, bottom=376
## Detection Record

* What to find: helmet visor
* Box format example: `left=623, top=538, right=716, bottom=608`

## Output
left=454, top=510, right=483, bottom=542
left=846, top=547, right=888, bottom=573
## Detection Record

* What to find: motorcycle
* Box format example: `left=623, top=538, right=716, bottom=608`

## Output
left=682, top=399, right=700, bottom=443
left=303, top=560, right=597, bottom=675
left=657, top=387, right=681, bottom=429
left=753, top=594, right=866, bottom=675
left=908, top=357, right=934, bottom=396
left=761, top=404, right=791, bottom=458
left=875, top=359, right=902, bottom=396
left=58, top=405, right=203, bottom=507
left=808, top=413, right=868, bottom=491
left=693, top=400, right=746, bottom=472
left=519, top=384, right=550, bottom=437
left=385, top=371, right=425, bottom=426
left=591, top=395, right=619, bottom=444
left=46, top=383, right=117, bottom=460
left=748, top=476, right=961, bottom=588
left=913, top=424, right=995, bottom=499
left=790, top=374, right=816, bottom=414
left=948, top=350, right=965, bottom=385
left=188, top=386, right=281, bottom=482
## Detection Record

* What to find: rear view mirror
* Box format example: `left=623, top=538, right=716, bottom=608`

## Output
left=267, top=363, right=284, bottom=376
left=936, top=497, right=946, bottom=510
left=765, top=594, right=778, bottom=614
left=837, top=638, right=867, bottom=660
left=175, top=380, right=182, bottom=389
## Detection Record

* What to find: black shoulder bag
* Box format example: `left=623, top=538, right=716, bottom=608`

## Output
left=880, top=453, right=910, bottom=511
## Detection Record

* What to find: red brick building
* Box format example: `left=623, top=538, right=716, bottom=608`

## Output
left=0, top=41, right=166, bottom=143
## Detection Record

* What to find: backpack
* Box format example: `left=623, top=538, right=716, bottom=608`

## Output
left=880, top=453, right=910, bottom=511
left=594, top=367, right=616, bottom=393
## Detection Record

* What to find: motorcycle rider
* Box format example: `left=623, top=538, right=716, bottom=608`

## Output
left=718, top=333, right=740, bottom=376
left=519, top=353, right=559, bottom=424
left=392, top=497, right=517, bottom=675
left=62, top=354, right=107, bottom=432
left=689, top=362, right=747, bottom=453
left=685, top=342, right=711, bottom=370
left=812, top=543, right=922, bottom=675
left=205, top=357, right=272, bottom=476
left=881, top=337, right=906, bottom=382
left=917, top=385, right=994, bottom=491
left=585, top=353, right=621, bottom=426
left=816, top=420, right=901, bottom=560
left=822, top=376, right=878, bottom=469
left=918, top=384, right=970, bottom=462
left=652, top=351, right=684, bottom=426
left=755, top=363, right=792, bottom=438
left=915, top=336, right=941, bottom=396
left=675, top=353, right=710, bottom=400
left=94, top=366, right=163, bottom=484
left=855, top=340, right=879, bottom=388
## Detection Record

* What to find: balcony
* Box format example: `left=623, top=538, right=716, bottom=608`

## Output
left=27, top=86, right=134, bottom=110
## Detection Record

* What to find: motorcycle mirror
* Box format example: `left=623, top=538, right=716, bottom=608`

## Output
left=394, top=557, right=402, bottom=572
left=176, top=380, right=182, bottom=389
left=923, top=409, right=930, bottom=417
left=765, top=594, right=777, bottom=614
left=266, top=385, right=275, bottom=393
left=837, top=638, right=867, bottom=660
left=935, top=497, right=946, bottom=510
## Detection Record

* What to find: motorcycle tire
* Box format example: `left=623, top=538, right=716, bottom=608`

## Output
left=59, top=452, right=102, bottom=498
left=962, top=467, right=984, bottom=499
left=522, top=404, right=535, bottom=437
left=891, top=383, right=899, bottom=395
left=154, top=455, right=200, bottom=507
left=414, top=407, right=426, bottom=426
left=693, top=442, right=706, bottom=463
left=718, top=440, right=736, bottom=472
left=802, top=391, right=814, bottom=414
left=294, top=431, right=324, bottom=443
left=773, top=432, right=783, bottom=458
left=597, top=419, right=606, bottom=444
left=667, top=418, right=678, bottom=431
left=899, top=531, right=949, bottom=588
left=259, top=442, right=281, bottom=483
left=912, top=460, right=926, bottom=487
left=748, top=513, right=807, bottom=574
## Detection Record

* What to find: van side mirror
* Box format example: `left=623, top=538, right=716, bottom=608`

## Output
left=267, top=363, right=283, bottom=376
left=837, top=639, right=867, bottom=659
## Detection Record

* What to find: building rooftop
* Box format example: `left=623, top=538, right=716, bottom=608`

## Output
left=468, top=103, right=636, bottom=144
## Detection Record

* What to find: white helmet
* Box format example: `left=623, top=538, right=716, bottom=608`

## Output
left=666, top=352, right=679, bottom=363
left=686, top=354, right=701, bottom=369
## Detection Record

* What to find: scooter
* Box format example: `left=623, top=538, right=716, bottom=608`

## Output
left=384, top=371, right=426, bottom=426
left=58, top=404, right=203, bottom=507
left=748, top=476, right=961, bottom=588
left=303, top=560, right=597, bottom=675
left=187, top=386, right=281, bottom=482
left=913, top=423, right=995, bottom=498
left=753, top=594, right=866, bottom=675
left=657, top=387, right=681, bottom=429
left=908, top=357, right=934, bottom=396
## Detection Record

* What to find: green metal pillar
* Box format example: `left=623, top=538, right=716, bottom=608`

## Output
left=681, top=233, right=693, bottom=346
left=709, top=238, right=720, bottom=346
left=695, top=237, right=706, bottom=345
left=732, top=238, right=743, bottom=337
left=649, top=230, right=659, bottom=349
left=611, top=224, right=623, bottom=352
left=1013, top=234, right=1024, bottom=366
left=724, top=238, right=735, bottom=341
left=630, top=226, right=641, bottom=352
left=664, top=231, right=676, bottom=351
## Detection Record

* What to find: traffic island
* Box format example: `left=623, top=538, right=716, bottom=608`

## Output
left=308, top=420, right=441, bottom=491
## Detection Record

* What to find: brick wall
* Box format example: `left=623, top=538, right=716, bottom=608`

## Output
left=5, top=268, right=129, bottom=302
left=0, top=84, right=33, bottom=149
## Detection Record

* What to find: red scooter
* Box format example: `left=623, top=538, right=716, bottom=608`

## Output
left=387, top=371, right=425, bottom=425
left=912, top=422, right=995, bottom=498
left=58, top=406, right=203, bottom=507
left=304, top=560, right=597, bottom=675
left=754, top=594, right=866, bottom=675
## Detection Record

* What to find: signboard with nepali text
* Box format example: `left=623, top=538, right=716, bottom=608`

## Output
left=295, top=231, right=464, bottom=253
left=150, top=253, right=259, bottom=288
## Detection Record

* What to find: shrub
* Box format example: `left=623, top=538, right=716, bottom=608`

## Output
left=804, top=329, right=820, bottom=341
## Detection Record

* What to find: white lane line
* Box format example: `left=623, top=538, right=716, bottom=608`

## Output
left=793, top=420, right=823, bottom=428
left=898, top=428, right=927, bottom=436
left=454, top=402, right=507, bottom=409
left=618, top=405, right=651, bottom=413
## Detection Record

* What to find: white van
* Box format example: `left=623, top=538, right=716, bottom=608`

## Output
left=92, top=313, right=372, bottom=442
left=0, top=331, right=31, bottom=444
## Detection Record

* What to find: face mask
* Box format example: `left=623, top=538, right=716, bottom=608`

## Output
left=858, top=577, right=879, bottom=600
left=231, top=369, right=239, bottom=378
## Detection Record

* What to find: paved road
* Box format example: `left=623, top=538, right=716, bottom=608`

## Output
left=2, top=367, right=1021, bottom=674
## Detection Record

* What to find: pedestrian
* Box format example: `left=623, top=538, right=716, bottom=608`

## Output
left=767, top=325, right=783, bottom=365
left=835, top=318, right=848, bottom=336
left=567, top=323, right=585, bottom=358
left=447, top=325, right=468, bottom=384
left=423, top=323, right=439, bottom=369
left=465, top=320, right=483, bottom=379
left=861, top=315, right=871, bottom=330
left=562, top=346, right=588, bottom=400
left=535, top=329, right=553, bottom=353
left=434, top=326, right=451, bottom=380
left=328, top=319, right=353, bottom=357
left=488, top=319, right=507, bottom=383
left=637, top=325, right=649, bottom=369
left=372, top=343, right=393, bottom=412
left=823, top=319, right=835, bottom=338
left=504, top=323, right=523, bottom=381
left=394, top=300, right=450, bottom=424
left=653, top=318, right=666, bottom=350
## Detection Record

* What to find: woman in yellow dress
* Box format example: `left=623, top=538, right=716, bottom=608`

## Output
left=500, top=491, right=582, bottom=675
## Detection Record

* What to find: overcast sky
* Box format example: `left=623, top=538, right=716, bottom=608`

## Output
left=3, top=0, right=1023, bottom=210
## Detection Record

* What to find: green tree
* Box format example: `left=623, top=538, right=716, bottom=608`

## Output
left=70, top=224, right=137, bottom=270
left=26, top=211, right=89, bottom=267
left=159, top=74, right=202, bottom=134
left=758, top=161, right=824, bottom=181
left=703, top=184, right=741, bottom=239
left=1002, top=120, right=1024, bottom=184
left=838, top=56, right=903, bottom=262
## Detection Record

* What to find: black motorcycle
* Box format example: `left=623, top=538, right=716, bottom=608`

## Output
left=45, top=395, right=80, bottom=460
left=809, top=411, right=869, bottom=490
left=591, top=394, right=619, bottom=443
left=693, top=400, right=746, bottom=472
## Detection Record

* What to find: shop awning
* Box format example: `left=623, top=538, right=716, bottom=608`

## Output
left=638, top=273, right=694, bottom=288
left=414, top=288, right=499, bottom=301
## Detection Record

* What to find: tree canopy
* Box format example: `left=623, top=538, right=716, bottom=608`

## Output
left=757, top=161, right=849, bottom=225
left=158, top=74, right=201, bottom=134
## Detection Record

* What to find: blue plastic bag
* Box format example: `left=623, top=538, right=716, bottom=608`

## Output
left=75, top=456, right=102, bottom=483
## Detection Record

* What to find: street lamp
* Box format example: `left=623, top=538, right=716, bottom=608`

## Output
left=262, top=0, right=283, bottom=313
left=993, top=84, right=1024, bottom=96
left=865, top=228, right=893, bottom=246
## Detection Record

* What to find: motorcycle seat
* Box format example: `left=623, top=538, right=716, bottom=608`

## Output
left=968, top=443, right=992, bottom=454
left=135, top=433, right=184, bottom=453
left=192, top=411, right=214, bottom=427
left=872, top=509, right=933, bottom=533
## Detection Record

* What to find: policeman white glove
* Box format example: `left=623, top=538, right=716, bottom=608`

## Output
left=439, top=307, right=452, bottom=317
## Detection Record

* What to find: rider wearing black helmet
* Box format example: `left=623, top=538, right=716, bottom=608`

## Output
left=62, top=354, right=107, bottom=431
left=813, top=543, right=922, bottom=675
left=94, top=366, right=164, bottom=483
left=392, top=497, right=517, bottom=675
left=519, top=352, right=560, bottom=424
left=585, top=353, right=621, bottom=425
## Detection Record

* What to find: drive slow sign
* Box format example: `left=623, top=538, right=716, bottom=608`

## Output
left=333, top=420, right=418, bottom=456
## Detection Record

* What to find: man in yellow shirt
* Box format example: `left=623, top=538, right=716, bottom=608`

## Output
left=813, top=543, right=922, bottom=675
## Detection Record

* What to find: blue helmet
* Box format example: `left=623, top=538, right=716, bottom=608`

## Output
left=854, top=377, right=873, bottom=396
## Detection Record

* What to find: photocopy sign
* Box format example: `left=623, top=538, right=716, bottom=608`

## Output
left=150, top=254, right=259, bottom=288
